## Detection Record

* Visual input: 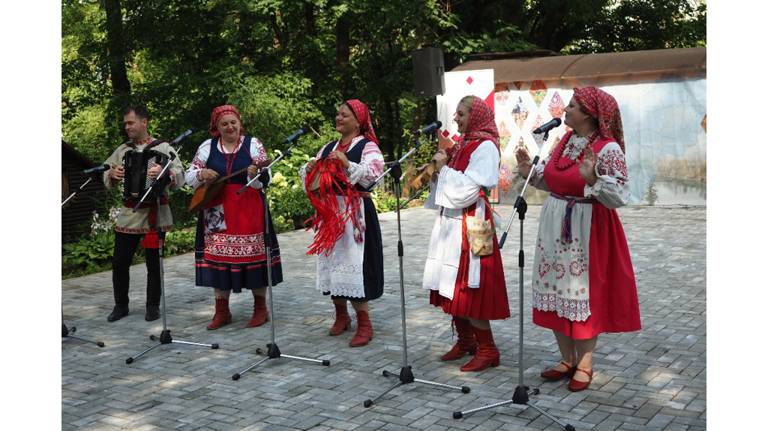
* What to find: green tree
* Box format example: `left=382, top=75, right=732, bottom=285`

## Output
left=564, top=0, right=707, bottom=53
left=62, top=0, right=706, bottom=233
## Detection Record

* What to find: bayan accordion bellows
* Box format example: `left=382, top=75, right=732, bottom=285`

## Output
left=122, top=148, right=170, bottom=201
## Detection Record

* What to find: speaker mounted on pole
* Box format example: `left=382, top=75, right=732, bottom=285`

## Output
left=412, top=47, right=445, bottom=98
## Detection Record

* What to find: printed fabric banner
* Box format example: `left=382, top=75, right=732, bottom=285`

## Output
left=444, top=74, right=706, bottom=206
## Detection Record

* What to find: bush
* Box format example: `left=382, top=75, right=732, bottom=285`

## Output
left=372, top=190, right=399, bottom=213
left=164, top=227, right=196, bottom=256
left=62, top=227, right=197, bottom=279
left=168, top=186, right=198, bottom=229
left=62, top=230, right=115, bottom=278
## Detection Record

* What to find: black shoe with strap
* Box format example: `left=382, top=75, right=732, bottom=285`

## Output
left=107, top=305, right=129, bottom=322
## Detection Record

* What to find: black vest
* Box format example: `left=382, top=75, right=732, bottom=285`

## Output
left=320, top=138, right=371, bottom=193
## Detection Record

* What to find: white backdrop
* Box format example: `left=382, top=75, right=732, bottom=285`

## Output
left=438, top=72, right=706, bottom=205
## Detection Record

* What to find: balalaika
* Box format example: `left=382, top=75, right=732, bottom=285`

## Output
left=122, top=141, right=170, bottom=202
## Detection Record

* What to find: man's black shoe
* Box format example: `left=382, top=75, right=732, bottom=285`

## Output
left=107, top=306, right=129, bottom=322
left=145, top=306, right=160, bottom=321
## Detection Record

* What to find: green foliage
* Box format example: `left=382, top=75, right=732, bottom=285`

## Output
left=62, top=0, right=707, bottom=245
left=62, top=102, right=113, bottom=163
left=371, top=190, right=398, bottom=213
left=168, top=187, right=198, bottom=229
left=224, top=72, right=326, bottom=152
left=62, top=227, right=197, bottom=278
left=267, top=163, right=315, bottom=233
left=62, top=230, right=115, bottom=278
left=442, top=23, right=534, bottom=62
left=264, top=124, right=334, bottom=233
left=164, top=228, right=197, bottom=255
left=563, top=0, right=707, bottom=54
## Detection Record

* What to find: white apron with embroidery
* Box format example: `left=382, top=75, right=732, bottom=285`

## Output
left=531, top=197, right=592, bottom=321
left=299, top=136, right=385, bottom=299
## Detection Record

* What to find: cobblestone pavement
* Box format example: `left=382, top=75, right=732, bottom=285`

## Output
left=62, top=205, right=705, bottom=431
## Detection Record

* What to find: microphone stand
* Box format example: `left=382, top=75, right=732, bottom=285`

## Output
left=232, top=140, right=330, bottom=380
left=126, top=132, right=221, bottom=364
left=452, top=130, right=575, bottom=430
left=62, top=174, right=105, bottom=348
left=363, top=134, right=470, bottom=409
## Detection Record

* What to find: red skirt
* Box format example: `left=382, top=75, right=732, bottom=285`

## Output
left=430, top=210, right=510, bottom=321
left=203, top=184, right=266, bottom=264
left=533, top=205, right=641, bottom=339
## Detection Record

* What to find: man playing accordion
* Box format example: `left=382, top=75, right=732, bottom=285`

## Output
left=102, top=105, right=184, bottom=322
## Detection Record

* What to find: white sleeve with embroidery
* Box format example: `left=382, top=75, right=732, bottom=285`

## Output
left=246, top=137, right=270, bottom=189
left=346, top=141, right=385, bottom=189
left=434, top=140, right=499, bottom=210
left=184, top=140, right=212, bottom=189
left=165, top=143, right=185, bottom=189
left=102, top=144, right=125, bottom=190
left=583, top=141, right=630, bottom=209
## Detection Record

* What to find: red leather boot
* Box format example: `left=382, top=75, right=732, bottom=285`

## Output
left=460, top=326, right=500, bottom=372
left=207, top=296, right=232, bottom=330
left=329, top=302, right=352, bottom=335
left=440, top=317, right=477, bottom=361
left=349, top=309, right=373, bottom=347
left=245, top=294, right=269, bottom=328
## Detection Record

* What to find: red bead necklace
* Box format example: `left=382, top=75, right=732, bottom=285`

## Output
left=552, top=131, right=598, bottom=171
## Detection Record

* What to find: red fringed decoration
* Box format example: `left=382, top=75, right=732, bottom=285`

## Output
left=304, top=158, right=362, bottom=256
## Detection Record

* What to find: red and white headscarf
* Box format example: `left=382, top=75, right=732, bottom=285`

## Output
left=209, top=104, right=244, bottom=138
left=572, top=87, right=625, bottom=152
left=343, top=99, right=378, bottom=145
left=459, top=96, right=499, bottom=149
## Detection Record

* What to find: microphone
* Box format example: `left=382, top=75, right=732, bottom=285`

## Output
left=417, top=121, right=442, bottom=134
left=532, top=118, right=562, bottom=134
left=82, top=164, right=110, bottom=175
left=170, top=129, right=193, bottom=145
left=283, top=127, right=307, bottom=144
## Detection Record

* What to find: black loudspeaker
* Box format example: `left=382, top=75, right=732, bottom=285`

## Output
left=412, top=47, right=445, bottom=97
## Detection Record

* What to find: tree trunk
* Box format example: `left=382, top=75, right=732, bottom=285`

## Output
left=508, top=0, right=526, bottom=28
left=270, top=11, right=288, bottom=50
left=304, top=2, right=316, bottom=35
left=103, top=0, right=131, bottom=103
left=335, top=13, right=352, bottom=98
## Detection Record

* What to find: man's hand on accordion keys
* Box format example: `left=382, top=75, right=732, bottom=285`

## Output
left=109, top=164, right=125, bottom=182
left=147, top=163, right=162, bottom=180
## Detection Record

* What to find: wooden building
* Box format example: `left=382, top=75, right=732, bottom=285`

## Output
left=62, top=141, right=106, bottom=242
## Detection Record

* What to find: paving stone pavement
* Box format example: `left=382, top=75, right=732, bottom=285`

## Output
left=62, top=205, right=706, bottom=431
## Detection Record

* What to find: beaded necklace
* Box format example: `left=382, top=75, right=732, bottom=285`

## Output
left=220, top=136, right=242, bottom=175
left=552, top=131, right=598, bottom=171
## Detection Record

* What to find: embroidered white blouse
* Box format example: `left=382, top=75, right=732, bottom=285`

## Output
left=185, top=136, right=270, bottom=189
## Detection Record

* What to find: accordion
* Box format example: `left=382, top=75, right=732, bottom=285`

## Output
left=122, top=148, right=170, bottom=201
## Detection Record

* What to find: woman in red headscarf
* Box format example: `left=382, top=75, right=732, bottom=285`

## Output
left=422, top=95, right=510, bottom=372
left=516, top=87, right=641, bottom=391
left=299, top=99, right=385, bottom=347
left=186, top=104, right=283, bottom=330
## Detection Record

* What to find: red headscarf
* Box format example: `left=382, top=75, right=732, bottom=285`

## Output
left=459, top=96, right=499, bottom=149
left=572, top=87, right=625, bottom=152
left=343, top=99, right=378, bottom=145
left=209, top=104, right=243, bottom=138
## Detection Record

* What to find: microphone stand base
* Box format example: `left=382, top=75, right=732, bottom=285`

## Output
left=62, top=322, right=105, bottom=348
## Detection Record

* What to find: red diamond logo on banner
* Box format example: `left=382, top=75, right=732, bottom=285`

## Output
left=441, top=129, right=450, bottom=138
left=466, top=76, right=474, bottom=85
left=451, top=134, right=460, bottom=142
